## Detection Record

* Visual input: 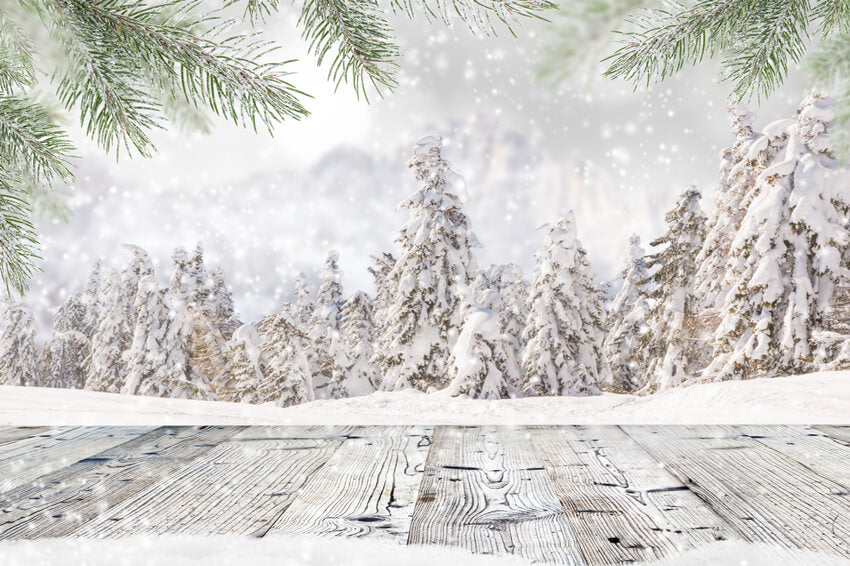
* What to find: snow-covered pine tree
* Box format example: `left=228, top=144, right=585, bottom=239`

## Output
left=170, top=246, right=235, bottom=399
left=120, top=244, right=155, bottom=331
left=448, top=287, right=521, bottom=399
left=695, top=104, right=793, bottom=315
left=224, top=323, right=267, bottom=404
left=79, top=260, right=103, bottom=339
left=310, top=251, right=346, bottom=399
left=339, top=291, right=380, bottom=396
left=38, top=298, right=92, bottom=389
left=694, top=105, right=758, bottom=309
left=706, top=94, right=850, bottom=380
left=163, top=249, right=212, bottom=399
left=482, top=264, right=528, bottom=392
left=85, top=271, right=133, bottom=393
left=602, top=234, right=651, bottom=393
left=122, top=273, right=191, bottom=398
left=520, top=212, right=607, bottom=397
left=636, top=187, right=707, bottom=392
left=0, top=302, right=38, bottom=386
left=367, top=251, right=396, bottom=331
left=209, top=267, right=241, bottom=340
left=259, top=310, right=314, bottom=407
left=294, top=274, right=316, bottom=329
left=374, top=136, right=478, bottom=392
left=122, top=274, right=169, bottom=396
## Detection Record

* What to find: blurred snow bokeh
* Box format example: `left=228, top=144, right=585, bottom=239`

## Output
left=22, top=11, right=808, bottom=335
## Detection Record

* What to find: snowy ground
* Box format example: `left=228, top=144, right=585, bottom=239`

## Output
left=1, top=371, right=847, bottom=425
left=1, top=535, right=849, bottom=566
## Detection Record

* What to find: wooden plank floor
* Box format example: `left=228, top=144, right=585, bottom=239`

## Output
left=0, top=426, right=848, bottom=563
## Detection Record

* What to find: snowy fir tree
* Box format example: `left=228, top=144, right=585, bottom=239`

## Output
left=259, top=310, right=314, bottom=407
left=294, top=274, right=316, bottom=329
left=120, top=244, right=155, bottom=330
left=448, top=287, right=521, bottom=399
left=164, top=245, right=236, bottom=399
left=164, top=249, right=214, bottom=400
left=694, top=105, right=794, bottom=322
left=637, top=187, right=707, bottom=392
left=374, top=136, right=478, bottom=392
left=85, top=271, right=133, bottom=393
left=339, top=291, right=380, bottom=397
left=482, top=264, right=528, bottom=390
left=310, top=251, right=346, bottom=399
left=224, top=324, right=267, bottom=404
left=521, top=212, right=607, bottom=397
left=38, top=279, right=104, bottom=389
left=706, top=94, right=850, bottom=380
left=122, top=272, right=194, bottom=399
left=368, top=252, right=396, bottom=330
left=0, top=302, right=38, bottom=386
left=603, top=234, right=651, bottom=393
left=79, top=260, right=103, bottom=339
left=693, top=104, right=759, bottom=311
left=209, top=268, right=241, bottom=340
left=122, top=274, right=170, bottom=397
left=38, top=311, right=91, bottom=390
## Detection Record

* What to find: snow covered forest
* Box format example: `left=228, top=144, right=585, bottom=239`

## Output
left=2, top=93, right=849, bottom=406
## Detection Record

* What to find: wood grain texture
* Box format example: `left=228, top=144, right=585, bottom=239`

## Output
left=813, top=425, right=850, bottom=445
left=73, top=426, right=354, bottom=537
left=622, top=425, right=850, bottom=556
left=702, top=425, right=850, bottom=490
left=0, top=427, right=151, bottom=493
left=0, top=426, right=242, bottom=539
left=408, top=425, right=586, bottom=566
left=529, top=425, right=738, bottom=565
left=0, top=427, right=53, bottom=446
left=265, top=426, right=432, bottom=542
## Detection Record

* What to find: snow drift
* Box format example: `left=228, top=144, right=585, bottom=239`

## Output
left=1, top=370, right=846, bottom=425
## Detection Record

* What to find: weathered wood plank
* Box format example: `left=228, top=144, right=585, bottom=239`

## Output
left=529, top=426, right=738, bottom=565
left=622, top=425, right=850, bottom=556
left=702, top=426, right=850, bottom=490
left=409, top=425, right=586, bottom=565
left=0, top=427, right=151, bottom=493
left=813, top=425, right=850, bottom=445
left=0, top=427, right=54, bottom=446
left=0, top=426, right=243, bottom=539
left=73, top=426, right=354, bottom=537
left=265, top=426, right=431, bottom=542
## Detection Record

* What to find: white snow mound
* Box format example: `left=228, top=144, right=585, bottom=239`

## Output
left=0, top=371, right=847, bottom=425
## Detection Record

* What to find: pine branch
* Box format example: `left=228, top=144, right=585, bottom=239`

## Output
left=603, top=0, right=754, bottom=88
left=43, top=0, right=309, bottom=153
left=0, top=11, right=37, bottom=92
left=299, top=0, right=399, bottom=97
left=0, top=95, right=74, bottom=185
left=225, top=0, right=280, bottom=23
left=390, top=0, right=554, bottom=36
left=812, top=0, right=850, bottom=35
left=723, top=0, right=811, bottom=101
left=0, top=173, right=41, bottom=296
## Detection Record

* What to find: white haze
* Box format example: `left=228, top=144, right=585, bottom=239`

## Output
left=21, top=9, right=809, bottom=336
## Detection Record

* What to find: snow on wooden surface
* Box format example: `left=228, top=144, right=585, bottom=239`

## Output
left=0, top=371, right=848, bottom=425
left=0, top=426, right=848, bottom=565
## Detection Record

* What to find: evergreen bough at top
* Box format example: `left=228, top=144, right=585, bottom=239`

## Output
left=0, top=0, right=552, bottom=297
left=542, top=1, right=850, bottom=152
